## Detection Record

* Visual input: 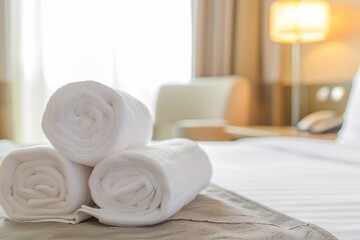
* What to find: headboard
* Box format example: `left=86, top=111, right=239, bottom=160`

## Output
left=282, top=81, right=352, bottom=122
left=303, top=81, right=352, bottom=116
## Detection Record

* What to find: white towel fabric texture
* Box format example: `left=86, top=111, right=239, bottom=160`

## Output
left=0, top=146, right=93, bottom=223
left=42, top=80, right=153, bottom=167
left=1, top=82, right=209, bottom=226
left=79, top=138, right=212, bottom=226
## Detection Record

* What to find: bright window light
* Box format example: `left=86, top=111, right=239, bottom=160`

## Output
left=20, top=0, right=192, bottom=142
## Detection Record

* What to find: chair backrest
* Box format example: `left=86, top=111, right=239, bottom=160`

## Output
left=153, top=75, right=251, bottom=140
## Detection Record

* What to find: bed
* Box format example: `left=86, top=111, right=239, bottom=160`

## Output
left=0, top=138, right=341, bottom=240
left=200, top=137, right=360, bottom=240
left=1, top=137, right=357, bottom=240
left=198, top=68, right=360, bottom=240
left=0, top=137, right=359, bottom=239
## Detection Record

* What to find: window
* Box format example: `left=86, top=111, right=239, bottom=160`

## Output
left=20, top=0, right=192, bottom=142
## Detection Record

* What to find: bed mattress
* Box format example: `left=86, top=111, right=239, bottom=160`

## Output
left=0, top=138, right=357, bottom=239
left=200, top=137, right=360, bottom=240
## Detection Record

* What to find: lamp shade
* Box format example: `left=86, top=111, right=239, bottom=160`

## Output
left=270, top=0, right=330, bottom=43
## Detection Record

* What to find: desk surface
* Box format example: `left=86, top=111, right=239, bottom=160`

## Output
left=224, top=125, right=337, bottom=140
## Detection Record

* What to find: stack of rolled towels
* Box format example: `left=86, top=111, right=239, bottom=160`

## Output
left=0, top=81, right=212, bottom=226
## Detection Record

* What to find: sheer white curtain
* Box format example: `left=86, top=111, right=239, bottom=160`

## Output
left=18, top=0, right=192, bottom=143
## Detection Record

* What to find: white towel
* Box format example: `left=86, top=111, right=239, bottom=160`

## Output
left=0, top=146, right=93, bottom=223
left=79, top=138, right=212, bottom=226
left=42, top=80, right=153, bottom=167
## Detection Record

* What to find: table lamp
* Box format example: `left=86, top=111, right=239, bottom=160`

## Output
left=269, top=0, right=330, bottom=126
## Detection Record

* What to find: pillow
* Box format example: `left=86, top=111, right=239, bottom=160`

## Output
left=336, top=66, right=360, bottom=146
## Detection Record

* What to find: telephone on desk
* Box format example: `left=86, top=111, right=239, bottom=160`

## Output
left=297, top=110, right=343, bottom=134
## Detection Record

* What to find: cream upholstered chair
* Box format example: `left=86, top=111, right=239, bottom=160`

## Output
left=153, top=75, right=251, bottom=141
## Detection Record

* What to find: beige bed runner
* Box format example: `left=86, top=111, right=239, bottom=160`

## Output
left=0, top=184, right=337, bottom=240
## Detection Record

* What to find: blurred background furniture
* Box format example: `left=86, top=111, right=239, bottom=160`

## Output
left=153, top=75, right=251, bottom=141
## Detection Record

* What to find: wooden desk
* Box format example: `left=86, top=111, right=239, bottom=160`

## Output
left=224, top=126, right=337, bottom=140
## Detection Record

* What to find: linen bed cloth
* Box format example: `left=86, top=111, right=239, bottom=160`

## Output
left=42, top=80, right=153, bottom=167
left=0, top=146, right=93, bottom=223
left=0, top=184, right=337, bottom=240
left=79, top=138, right=212, bottom=226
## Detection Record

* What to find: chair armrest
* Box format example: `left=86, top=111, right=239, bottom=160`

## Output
left=175, top=119, right=232, bottom=141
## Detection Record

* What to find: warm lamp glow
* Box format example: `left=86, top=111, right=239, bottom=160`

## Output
left=270, top=0, right=330, bottom=43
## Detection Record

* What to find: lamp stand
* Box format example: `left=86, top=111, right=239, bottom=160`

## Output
left=291, top=43, right=301, bottom=126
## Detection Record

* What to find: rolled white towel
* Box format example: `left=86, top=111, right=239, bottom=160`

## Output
left=79, top=138, right=212, bottom=226
left=0, top=146, right=93, bottom=223
left=42, top=80, right=153, bottom=167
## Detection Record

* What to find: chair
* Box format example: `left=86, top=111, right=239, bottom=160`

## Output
left=153, top=75, right=251, bottom=141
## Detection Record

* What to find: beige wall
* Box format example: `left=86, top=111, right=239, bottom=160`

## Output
left=264, top=0, right=360, bottom=85
left=258, top=0, right=360, bottom=124
left=301, top=0, right=360, bottom=84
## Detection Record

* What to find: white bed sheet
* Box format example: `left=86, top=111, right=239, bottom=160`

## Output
left=0, top=138, right=358, bottom=239
left=200, top=137, right=360, bottom=240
